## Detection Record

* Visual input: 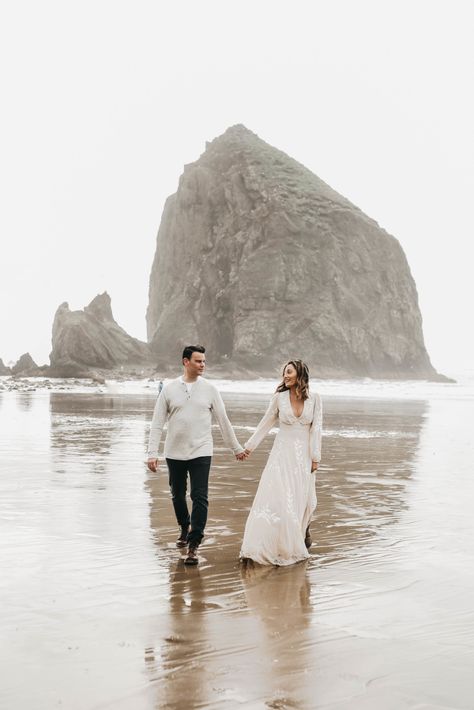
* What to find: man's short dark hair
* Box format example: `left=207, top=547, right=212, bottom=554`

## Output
left=182, top=344, right=206, bottom=361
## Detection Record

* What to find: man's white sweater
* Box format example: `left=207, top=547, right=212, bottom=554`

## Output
left=147, top=377, right=244, bottom=460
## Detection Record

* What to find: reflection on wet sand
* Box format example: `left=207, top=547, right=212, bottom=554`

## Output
left=15, top=391, right=35, bottom=411
left=146, top=461, right=316, bottom=708
left=50, top=394, right=125, bottom=475
left=156, top=565, right=211, bottom=710
left=144, top=395, right=427, bottom=707
left=2, top=390, right=473, bottom=709
left=312, top=398, right=427, bottom=563
left=239, top=561, right=314, bottom=707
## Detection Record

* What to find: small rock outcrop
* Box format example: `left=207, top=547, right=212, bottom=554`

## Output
left=147, top=124, right=441, bottom=379
left=50, top=292, right=153, bottom=376
left=11, top=353, right=39, bottom=376
left=0, top=358, right=12, bottom=375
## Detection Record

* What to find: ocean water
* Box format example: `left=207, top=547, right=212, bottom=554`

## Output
left=3, top=368, right=473, bottom=401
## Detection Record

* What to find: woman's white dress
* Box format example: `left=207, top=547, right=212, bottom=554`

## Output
left=240, top=390, right=323, bottom=566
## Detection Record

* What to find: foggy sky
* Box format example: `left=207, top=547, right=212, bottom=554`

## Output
left=1, top=1, right=473, bottom=376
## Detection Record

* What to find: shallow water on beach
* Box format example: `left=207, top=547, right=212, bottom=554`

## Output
left=1, top=389, right=473, bottom=709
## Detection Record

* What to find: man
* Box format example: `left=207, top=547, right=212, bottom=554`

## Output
left=147, top=345, right=246, bottom=565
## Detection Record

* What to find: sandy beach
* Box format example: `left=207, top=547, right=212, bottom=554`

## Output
left=1, top=385, right=473, bottom=709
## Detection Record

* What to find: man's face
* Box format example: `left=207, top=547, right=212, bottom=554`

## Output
left=184, top=352, right=206, bottom=377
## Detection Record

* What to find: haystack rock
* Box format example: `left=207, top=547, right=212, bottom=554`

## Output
left=50, top=292, right=153, bottom=376
left=147, top=124, right=442, bottom=379
left=11, top=353, right=39, bottom=376
left=0, top=358, right=11, bottom=375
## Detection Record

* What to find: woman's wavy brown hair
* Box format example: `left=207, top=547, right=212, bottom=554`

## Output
left=276, top=359, right=310, bottom=400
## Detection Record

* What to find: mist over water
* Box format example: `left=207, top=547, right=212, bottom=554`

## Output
left=1, top=387, right=473, bottom=708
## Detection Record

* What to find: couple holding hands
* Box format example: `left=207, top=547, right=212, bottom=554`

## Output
left=147, top=345, right=322, bottom=566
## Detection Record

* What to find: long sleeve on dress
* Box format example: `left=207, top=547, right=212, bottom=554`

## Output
left=310, top=393, right=323, bottom=462
left=212, top=390, right=244, bottom=454
left=244, top=393, right=279, bottom=452
left=147, top=391, right=168, bottom=458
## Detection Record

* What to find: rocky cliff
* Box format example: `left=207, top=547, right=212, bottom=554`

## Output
left=50, top=292, right=153, bottom=376
left=147, top=125, right=440, bottom=379
left=11, top=353, right=40, bottom=376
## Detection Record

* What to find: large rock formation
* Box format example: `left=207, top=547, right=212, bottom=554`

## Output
left=50, top=292, right=153, bottom=376
left=147, top=125, right=440, bottom=379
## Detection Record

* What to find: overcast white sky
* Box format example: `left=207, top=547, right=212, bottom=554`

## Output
left=1, top=0, right=472, bottom=377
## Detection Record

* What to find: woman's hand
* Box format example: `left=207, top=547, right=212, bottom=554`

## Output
left=244, top=448, right=252, bottom=458
left=311, top=461, right=318, bottom=472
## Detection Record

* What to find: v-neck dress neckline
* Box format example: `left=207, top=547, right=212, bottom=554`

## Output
left=287, top=389, right=305, bottom=419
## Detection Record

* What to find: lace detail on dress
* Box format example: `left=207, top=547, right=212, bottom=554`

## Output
left=280, top=390, right=319, bottom=424
left=252, top=503, right=281, bottom=524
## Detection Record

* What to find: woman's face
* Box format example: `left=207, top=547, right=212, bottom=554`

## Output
left=283, top=363, right=297, bottom=388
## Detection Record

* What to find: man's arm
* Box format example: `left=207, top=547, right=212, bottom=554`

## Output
left=147, top=391, right=168, bottom=470
left=211, top=388, right=245, bottom=457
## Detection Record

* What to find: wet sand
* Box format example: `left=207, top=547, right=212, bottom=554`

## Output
left=1, top=390, right=473, bottom=709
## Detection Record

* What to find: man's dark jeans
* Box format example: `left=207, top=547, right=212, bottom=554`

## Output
left=165, top=456, right=212, bottom=546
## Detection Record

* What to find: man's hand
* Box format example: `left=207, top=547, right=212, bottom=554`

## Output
left=311, top=461, right=318, bottom=472
left=147, top=458, right=159, bottom=472
left=235, top=448, right=252, bottom=461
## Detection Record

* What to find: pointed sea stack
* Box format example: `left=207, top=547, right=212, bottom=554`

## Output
left=11, top=353, right=39, bottom=376
left=147, top=125, right=441, bottom=379
left=50, top=292, right=153, bottom=376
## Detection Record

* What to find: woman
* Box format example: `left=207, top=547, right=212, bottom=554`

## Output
left=240, top=360, right=322, bottom=566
